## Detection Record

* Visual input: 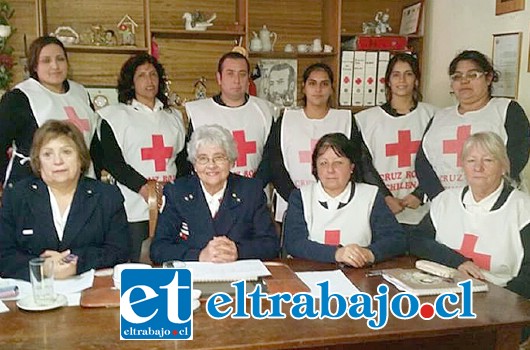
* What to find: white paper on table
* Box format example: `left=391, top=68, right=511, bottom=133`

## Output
left=0, top=300, right=9, bottom=313
left=55, top=269, right=95, bottom=296
left=295, top=270, right=360, bottom=298
left=185, top=260, right=271, bottom=282
left=65, top=292, right=82, bottom=306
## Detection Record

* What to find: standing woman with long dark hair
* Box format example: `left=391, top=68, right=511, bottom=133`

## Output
left=355, top=53, right=437, bottom=240
left=257, top=62, right=361, bottom=222
left=0, top=36, right=102, bottom=195
left=98, top=53, right=186, bottom=262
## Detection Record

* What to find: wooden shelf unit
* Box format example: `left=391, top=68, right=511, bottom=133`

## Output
left=33, top=0, right=427, bottom=104
left=36, top=0, right=150, bottom=86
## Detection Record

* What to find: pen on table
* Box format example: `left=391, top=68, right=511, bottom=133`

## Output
left=0, top=285, right=19, bottom=299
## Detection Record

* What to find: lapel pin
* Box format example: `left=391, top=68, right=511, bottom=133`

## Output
left=31, top=184, right=37, bottom=190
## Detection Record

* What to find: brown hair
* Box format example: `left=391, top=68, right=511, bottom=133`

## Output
left=27, top=36, right=68, bottom=81
left=30, top=120, right=91, bottom=177
left=311, top=133, right=362, bottom=182
left=217, top=51, right=250, bottom=75
left=302, top=62, right=335, bottom=107
left=385, top=53, right=422, bottom=104
left=449, top=50, right=499, bottom=96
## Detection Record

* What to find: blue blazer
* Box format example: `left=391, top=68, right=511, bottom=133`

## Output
left=0, top=177, right=130, bottom=280
left=150, top=173, right=279, bottom=263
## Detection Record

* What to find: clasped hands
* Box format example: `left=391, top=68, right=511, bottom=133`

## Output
left=385, top=194, right=421, bottom=214
left=335, top=244, right=375, bottom=268
left=199, top=236, right=238, bottom=263
left=40, top=249, right=78, bottom=279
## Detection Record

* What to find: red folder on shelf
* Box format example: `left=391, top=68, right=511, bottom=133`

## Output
left=357, top=36, right=408, bottom=51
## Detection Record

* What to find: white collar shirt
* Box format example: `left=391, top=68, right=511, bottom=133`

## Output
left=47, top=187, right=72, bottom=242
left=316, top=181, right=352, bottom=210
left=200, top=181, right=227, bottom=217
left=463, top=180, right=504, bottom=214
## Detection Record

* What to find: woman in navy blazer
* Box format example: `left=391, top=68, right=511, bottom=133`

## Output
left=150, top=124, right=279, bottom=264
left=0, top=120, right=129, bottom=280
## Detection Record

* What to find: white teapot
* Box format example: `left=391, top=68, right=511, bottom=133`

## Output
left=250, top=31, right=262, bottom=52
left=259, top=25, right=277, bottom=52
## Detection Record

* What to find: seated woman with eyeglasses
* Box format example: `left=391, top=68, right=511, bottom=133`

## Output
left=416, top=50, right=530, bottom=200
left=150, top=124, right=279, bottom=263
left=283, top=133, right=406, bottom=267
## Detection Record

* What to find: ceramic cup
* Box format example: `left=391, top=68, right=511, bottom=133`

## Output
left=311, top=38, right=322, bottom=52
left=297, top=44, right=309, bottom=53
left=29, top=257, right=56, bottom=306
left=284, top=44, right=294, bottom=53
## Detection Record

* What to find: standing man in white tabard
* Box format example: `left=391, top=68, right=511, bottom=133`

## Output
left=99, top=54, right=186, bottom=262
left=185, top=51, right=276, bottom=179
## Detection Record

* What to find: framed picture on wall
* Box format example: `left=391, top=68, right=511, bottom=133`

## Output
left=492, top=32, right=522, bottom=98
left=399, top=1, right=423, bottom=35
left=256, top=59, right=298, bottom=108
left=495, top=0, right=525, bottom=15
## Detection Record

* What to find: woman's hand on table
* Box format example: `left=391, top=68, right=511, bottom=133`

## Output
left=335, top=244, right=375, bottom=268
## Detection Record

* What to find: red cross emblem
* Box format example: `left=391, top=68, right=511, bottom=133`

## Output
left=343, top=76, right=350, bottom=84
left=385, top=130, right=421, bottom=168
left=367, top=77, right=374, bottom=85
left=456, top=233, right=491, bottom=270
left=379, top=77, right=385, bottom=84
left=443, top=125, right=471, bottom=167
left=232, top=130, right=257, bottom=167
left=355, top=77, right=362, bottom=85
left=298, top=139, right=319, bottom=163
left=324, top=230, right=341, bottom=245
left=64, top=106, right=89, bottom=132
left=141, top=135, right=173, bottom=172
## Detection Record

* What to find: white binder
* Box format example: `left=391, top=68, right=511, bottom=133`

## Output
left=376, top=51, right=390, bottom=106
left=339, top=51, right=354, bottom=106
left=351, top=51, right=366, bottom=107
left=363, top=51, right=378, bottom=106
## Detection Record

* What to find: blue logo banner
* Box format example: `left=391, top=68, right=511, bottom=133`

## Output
left=120, top=268, right=193, bottom=340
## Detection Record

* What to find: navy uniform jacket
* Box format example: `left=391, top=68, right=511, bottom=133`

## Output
left=150, top=173, right=279, bottom=263
left=0, top=176, right=130, bottom=280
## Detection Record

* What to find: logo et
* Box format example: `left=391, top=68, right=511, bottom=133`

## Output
left=120, top=269, right=193, bottom=340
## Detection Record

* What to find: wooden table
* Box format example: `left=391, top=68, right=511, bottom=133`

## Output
left=1, top=256, right=529, bottom=350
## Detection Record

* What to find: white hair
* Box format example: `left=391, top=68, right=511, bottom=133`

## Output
left=187, top=124, right=238, bottom=164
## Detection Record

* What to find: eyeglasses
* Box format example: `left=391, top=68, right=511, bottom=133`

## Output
left=195, top=155, right=229, bottom=165
left=449, top=70, right=485, bottom=82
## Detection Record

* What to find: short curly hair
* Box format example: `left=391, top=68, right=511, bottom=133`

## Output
left=117, top=53, right=169, bottom=107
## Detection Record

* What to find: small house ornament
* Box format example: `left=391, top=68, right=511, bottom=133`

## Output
left=117, top=14, right=138, bottom=46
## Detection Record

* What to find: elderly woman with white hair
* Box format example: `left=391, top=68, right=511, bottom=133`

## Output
left=411, top=131, right=530, bottom=301
left=150, top=124, right=279, bottom=263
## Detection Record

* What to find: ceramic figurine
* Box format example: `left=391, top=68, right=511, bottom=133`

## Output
left=182, top=11, right=216, bottom=31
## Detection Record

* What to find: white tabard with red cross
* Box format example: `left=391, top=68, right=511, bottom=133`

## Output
left=430, top=187, right=530, bottom=286
left=281, top=108, right=352, bottom=189
left=422, top=98, right=510, bottom=189
left=355, top=102, right=436, bottom=224
left=275, top=108, right=352, bottom=221
left=186, top=96, right=274, bottom=178
left=98, top=100, right=185, bottom=222
left=17, top=78, right=97, bottom=144
left=16, top=78, right=99, bottom=178
left=300, top=182, right=377, bottom=247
